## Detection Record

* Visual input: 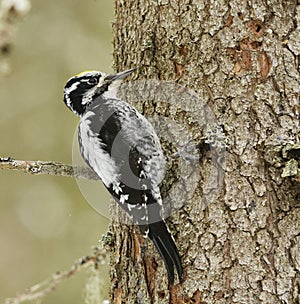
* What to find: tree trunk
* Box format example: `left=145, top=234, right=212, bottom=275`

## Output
left=108, top=1, right=300, bottom=303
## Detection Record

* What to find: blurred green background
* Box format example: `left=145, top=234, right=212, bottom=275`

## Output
left=0, top=1, right=113, bottom=303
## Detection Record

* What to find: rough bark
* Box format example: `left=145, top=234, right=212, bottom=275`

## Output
left=109, top=1, right=300, bottom=303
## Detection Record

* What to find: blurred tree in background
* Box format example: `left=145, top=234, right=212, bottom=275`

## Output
left=0, top=1, right=113, bottom=303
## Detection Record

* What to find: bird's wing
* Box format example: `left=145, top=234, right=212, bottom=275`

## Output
left=79, top=98, right=182, bottom=284
left=80, top=101, right=161, bottom=224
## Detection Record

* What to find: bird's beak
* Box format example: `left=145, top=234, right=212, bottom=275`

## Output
left=104, top=68, right=136, bottom=82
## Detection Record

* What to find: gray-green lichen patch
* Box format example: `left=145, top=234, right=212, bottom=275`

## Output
left=281, top=159, right=299, bottom=178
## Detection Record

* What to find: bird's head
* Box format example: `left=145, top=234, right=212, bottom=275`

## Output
left=63, top=68, right=136, bottom=116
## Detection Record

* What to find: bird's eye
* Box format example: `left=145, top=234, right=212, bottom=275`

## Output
left=87, top=77, right=98, bottom=86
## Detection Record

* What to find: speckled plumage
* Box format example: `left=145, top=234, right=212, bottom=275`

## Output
left=78, top=95, right=165, bottom=227
left=63, top=69, right=183, bottom=284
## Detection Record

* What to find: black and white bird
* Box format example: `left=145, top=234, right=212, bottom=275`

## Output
left=63, top=68, right=183, bottom=284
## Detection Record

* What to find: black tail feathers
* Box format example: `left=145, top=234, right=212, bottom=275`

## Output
left=148, top=220, right=183, bottom=284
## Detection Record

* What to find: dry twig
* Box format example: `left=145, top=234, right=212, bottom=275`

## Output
left=5, top=247, right=107, bottom=304
left=0, top=156, right=98, bottom=180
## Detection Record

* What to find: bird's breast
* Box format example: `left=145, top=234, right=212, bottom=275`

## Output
left=78, top=111, right=120, bottom=187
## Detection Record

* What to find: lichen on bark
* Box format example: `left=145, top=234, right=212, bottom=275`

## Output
left=110, top=1, right=300, bottom=303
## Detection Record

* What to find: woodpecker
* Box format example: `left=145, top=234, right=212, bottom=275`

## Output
left=63, top=68, right=183, bottom=284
